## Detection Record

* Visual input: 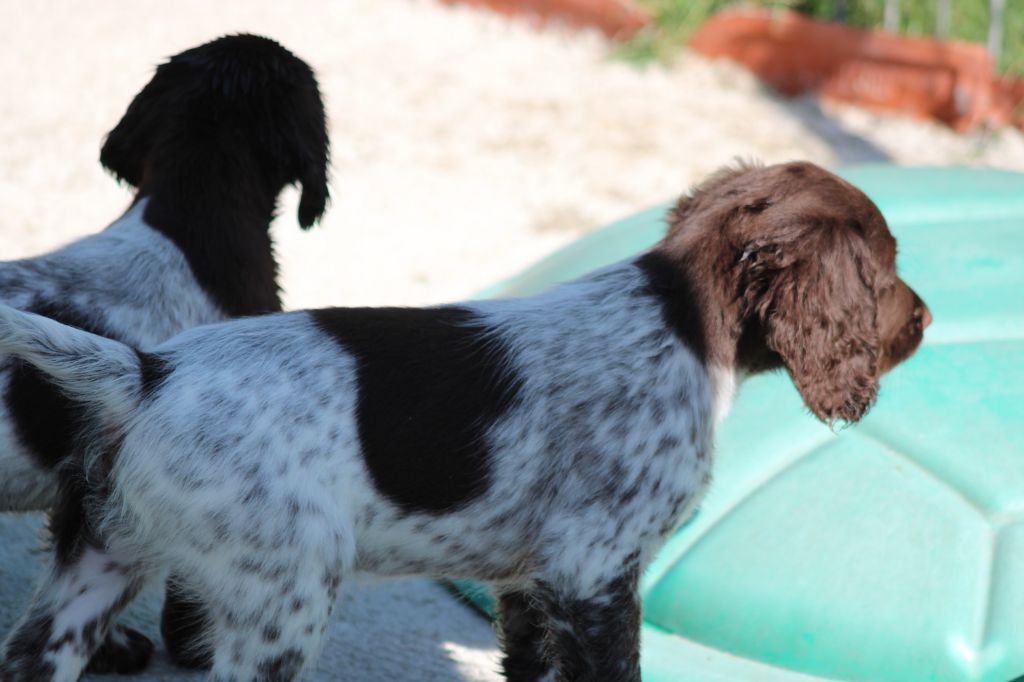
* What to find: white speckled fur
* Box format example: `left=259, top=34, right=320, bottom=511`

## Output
left=1, top=159, right=932, bottom=681
left=0, top=200, right=223, bottom=510
left=0, top=258, right=726, bottom=681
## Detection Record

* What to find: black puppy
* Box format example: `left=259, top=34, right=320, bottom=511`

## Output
left=0, top=33, right=329, bottom=672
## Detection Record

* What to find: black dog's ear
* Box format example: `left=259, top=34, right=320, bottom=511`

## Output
left=290, top=81, right=330, bottom=230
left=99, top=64, right=179, bottom=187
left=234, top=37, right=330, bottom=229
left=189, top=33, right=329, bottom=227
left=297, top=165, right=329, bottom=229
left=295, top=134, right=329, bottom=230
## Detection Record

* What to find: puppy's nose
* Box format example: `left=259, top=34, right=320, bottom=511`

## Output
left=911, top=290, right=931, bottom=329
left=920, top=306, right=932, bottom=329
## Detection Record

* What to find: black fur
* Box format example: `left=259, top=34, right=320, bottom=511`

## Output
left=136, top=350, right=170, bottom=399
left=535, top=572, right=641, bottom=682
left=47, top=458, right=95, bottom=569
left=83, top=625, right=154, bottom=675
left=257, top=648, right=305, bottom=681
left=101, top=34, right=330, bottom=317
left=0, top=612, right=57, bottom=681
left=312, top=306, right=522, bottom=514
left=498, top=591, right=554, bottom=681
left=5, top=302, right=113, bottom=471
left=636, top=252, right=708, bottom=366
left=0, top=612, right=56, bottom=681
left=5, top=362, right=84, bottom=472
left=160, top=581, right=213, bottom=670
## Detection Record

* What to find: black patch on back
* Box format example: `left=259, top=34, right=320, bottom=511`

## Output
left=311, top=306, right=521, bottom=515
left=635, top=252, right=708, bottom=365
left=4, top=303, right=111, bottom=471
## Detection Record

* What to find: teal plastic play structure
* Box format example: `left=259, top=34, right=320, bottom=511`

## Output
left=460, top=166, right=1024, bottom=682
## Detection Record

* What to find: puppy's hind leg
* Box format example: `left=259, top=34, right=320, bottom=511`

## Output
left=0, top=544, right=151, bottom=682
left=83, top=621, right=154, bottom=675
left=191, top=546, right=346, bottom=682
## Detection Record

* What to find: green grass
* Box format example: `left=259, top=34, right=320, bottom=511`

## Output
left=621, top=0, right=1023, bottom=76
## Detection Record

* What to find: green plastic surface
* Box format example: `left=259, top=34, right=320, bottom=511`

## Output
left=467, top=166, right=1024, bottom=682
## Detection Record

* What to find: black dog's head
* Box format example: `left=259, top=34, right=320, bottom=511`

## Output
left=100, top=34, right=329, bottom=229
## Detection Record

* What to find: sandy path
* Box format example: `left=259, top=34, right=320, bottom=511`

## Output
left=1, top=1, right=1023, bottom=680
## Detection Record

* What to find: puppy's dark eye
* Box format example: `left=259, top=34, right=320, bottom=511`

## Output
left=744, top=198, right=771, bottom=213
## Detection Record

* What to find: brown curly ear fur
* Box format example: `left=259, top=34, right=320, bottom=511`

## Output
left=755, top=223, right=881, bottom=424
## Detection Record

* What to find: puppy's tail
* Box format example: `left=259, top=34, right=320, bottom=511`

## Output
left=0, top=304, right=145, bottom=427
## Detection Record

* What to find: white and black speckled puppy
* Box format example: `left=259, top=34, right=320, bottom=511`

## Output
left=0, top=162, right=928, bottom=682
left=0, top=34, right=329, bottom=673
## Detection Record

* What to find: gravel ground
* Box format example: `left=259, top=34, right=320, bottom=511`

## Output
left=3, top=0, right=1023, bottom=308
left=1, top=1, right=1023, bottom=680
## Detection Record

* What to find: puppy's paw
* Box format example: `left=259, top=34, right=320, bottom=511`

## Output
left=84, top=624, right=154, bottom=675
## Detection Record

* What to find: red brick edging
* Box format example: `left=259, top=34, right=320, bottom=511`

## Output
left=441, top=0, right=651, bottom=40
left=442, top=1, right=1023, bottom=130
left=688, top=8, right=1019, bottom=131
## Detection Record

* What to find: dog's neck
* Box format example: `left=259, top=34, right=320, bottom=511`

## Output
left=639, top=233, right=782, bottom=424
left=133, top=151, right=283, bottom=318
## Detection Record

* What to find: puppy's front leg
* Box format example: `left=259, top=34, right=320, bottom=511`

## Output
left=538, top=570, right=642, bottom=682
left=160, top=577, right=213, bottom=670
left=498, top=589, right=555, bottom=682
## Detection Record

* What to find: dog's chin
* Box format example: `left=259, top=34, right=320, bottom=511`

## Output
left=881, top=323, right=925, bottom=374
left=735, top=320, right=784, bottom=376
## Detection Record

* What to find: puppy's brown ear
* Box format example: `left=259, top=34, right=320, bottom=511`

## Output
left=754, top=224, right=881, bottom=424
